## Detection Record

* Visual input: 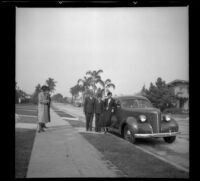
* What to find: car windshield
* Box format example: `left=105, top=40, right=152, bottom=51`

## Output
left=121, top=99, right=152, bottom=108
left=137, top=99, right=152, bottom=108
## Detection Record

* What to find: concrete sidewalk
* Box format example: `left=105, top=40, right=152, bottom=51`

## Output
left=27, top=109, right=123, bottom=178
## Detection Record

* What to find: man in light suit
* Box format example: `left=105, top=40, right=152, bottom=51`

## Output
left=103, top=92, right=116, bottom=133
left=84, top=91, right=95, bottom=131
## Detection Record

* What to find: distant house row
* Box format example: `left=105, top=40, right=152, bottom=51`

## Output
left=17, top=95, right=31, bottom=104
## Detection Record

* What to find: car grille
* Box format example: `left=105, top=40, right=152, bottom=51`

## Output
left=147, top=112, right=161, bottom=133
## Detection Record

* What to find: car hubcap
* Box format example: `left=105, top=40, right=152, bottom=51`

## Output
left=125, top=128, right=132, bottom=141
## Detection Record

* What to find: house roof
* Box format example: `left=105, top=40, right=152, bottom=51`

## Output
left=167, top=79, right=189, bottom=86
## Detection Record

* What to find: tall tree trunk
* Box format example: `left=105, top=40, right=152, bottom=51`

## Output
left=71, top=95, right=74, bottom=104
left=93, top=81, right=95, bottom=95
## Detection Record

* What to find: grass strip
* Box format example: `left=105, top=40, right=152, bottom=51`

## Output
left=80, top=132, right=189, bottom=178
left=15, top=128, right=36, bottom=178
left=64, top=119, right=85, bottom=127
left=62, top=114, right=189, bottom=178
left=16, top=117, right=37, bottom=124
left=66, top=120, right=188, bottom=178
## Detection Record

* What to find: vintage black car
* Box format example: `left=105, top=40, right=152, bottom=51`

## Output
left=109, top=96, right=180, bottom=144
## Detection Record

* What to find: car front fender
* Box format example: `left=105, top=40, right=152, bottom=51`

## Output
left=161, top=118, right=179, bottom=133
left=120, top=117, right=139, bottom=135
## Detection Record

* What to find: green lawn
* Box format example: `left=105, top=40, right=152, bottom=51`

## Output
left=15, top=128, right=36, bottom=178
left=15, top=103, right=37, bottom=109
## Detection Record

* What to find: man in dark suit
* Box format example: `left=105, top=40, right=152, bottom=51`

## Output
left=84, top=91, right=95, bottom=131
left=94, top=94, right=104, bottom=132
left=103, top=92, right=116, bottom=133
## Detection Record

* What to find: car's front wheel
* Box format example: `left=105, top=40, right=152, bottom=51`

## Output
left=123, top=125, right=136, bottom=144
left=163, top=136, right=176, bottom=143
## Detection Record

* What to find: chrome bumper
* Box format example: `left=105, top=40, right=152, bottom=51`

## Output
left=134, top=131, right=180, bottom=138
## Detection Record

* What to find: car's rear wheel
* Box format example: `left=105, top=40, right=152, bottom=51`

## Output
left=163, top=136, right=176, bottom=143
left=123, top=125, right=136, bottom=144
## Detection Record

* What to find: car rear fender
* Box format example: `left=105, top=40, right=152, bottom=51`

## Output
left=121, top=117, right=139, bottom=136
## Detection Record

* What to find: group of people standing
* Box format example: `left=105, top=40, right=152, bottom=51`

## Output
left=84, top=91, right=116, bottom=133
left=37, top=85, right=51, bottom=132
left=37, top=85, right=115, bottom=134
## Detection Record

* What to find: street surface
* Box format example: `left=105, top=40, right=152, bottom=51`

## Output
left=52, top=102, right=189, bottom=173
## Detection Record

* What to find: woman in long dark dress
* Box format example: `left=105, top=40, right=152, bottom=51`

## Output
left=43, top=88, right=51, bottom=128
left=103, top=92, right=116, bottom=133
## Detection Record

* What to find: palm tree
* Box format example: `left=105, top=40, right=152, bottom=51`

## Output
left=46, top=77, right=57, bottom=93
left=70, top=85, right=81, bottom=104
left=77, top=76, right=90, bottom=91
left=99, top=79, right=116, bottom=98
left=96, top=87, right=104, bottom=97
left=70, top=87, right=74, bottom=104
left=86, top=69, right=103, bottom=94
left=77, top=76, right=91, bottom=103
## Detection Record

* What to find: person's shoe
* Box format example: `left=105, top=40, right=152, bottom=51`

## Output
left=105, top=128, right=109, bottom=133
left=43, top=125, right=47, bottom=128
left=38, top=124, right=42, bottom=133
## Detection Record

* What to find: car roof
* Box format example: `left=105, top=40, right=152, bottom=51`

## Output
left=114, top=95, right=149, bottom=101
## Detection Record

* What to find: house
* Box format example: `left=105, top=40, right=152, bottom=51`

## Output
left=167, top=79, right=189, bottom=112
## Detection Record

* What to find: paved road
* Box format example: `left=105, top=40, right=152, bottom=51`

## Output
left=52, top=102, right=189, bottom=173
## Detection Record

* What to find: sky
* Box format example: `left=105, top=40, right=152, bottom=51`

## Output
left=16, top=7, right=188, bottom=97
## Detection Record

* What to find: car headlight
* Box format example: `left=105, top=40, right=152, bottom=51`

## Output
left=139, top=115, right=146, bottom=122
left=163, top=114, right=171, bottom=122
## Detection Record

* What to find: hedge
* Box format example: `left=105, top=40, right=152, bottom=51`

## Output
left=163, top=107, right=189, bottom=114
